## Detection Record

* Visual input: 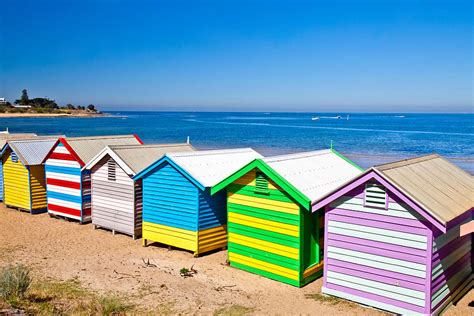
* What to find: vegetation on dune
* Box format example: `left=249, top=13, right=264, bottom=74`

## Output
left=0, top=265, right=133, bottom=315
left=0, top=264, right=32, bottom=303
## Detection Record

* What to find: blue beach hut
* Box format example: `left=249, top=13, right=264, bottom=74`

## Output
left=133, top=148, right=263, bottom=256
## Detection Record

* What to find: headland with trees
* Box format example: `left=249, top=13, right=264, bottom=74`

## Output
left=0, top=89, right=104, bottom=117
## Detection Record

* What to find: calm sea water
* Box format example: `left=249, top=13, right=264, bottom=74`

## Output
left=1, top=112, right=473, bottom=173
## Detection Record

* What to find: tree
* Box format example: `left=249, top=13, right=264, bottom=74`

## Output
left=87, top=104, right=96, bottom=112
left=66, top=103, right=75, bottom=110
left=20, top=89, right=29, bottom=105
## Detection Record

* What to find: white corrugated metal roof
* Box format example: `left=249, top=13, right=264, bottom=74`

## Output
left=64, top=135, right=142, bottom=164
left=8, top=138, right=59, bottom=165
left=167, top=148, right=263, bottom=187
left=264, top=149, right=363, bottom=203
left=375, top=154, right=474, bottom=224
left=0, top=133, right=38, bottom=150
left=85, top=143, right=196, bottom=175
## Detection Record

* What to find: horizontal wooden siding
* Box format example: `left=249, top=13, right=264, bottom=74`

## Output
left=3, top=150, right=30, bottom=210
left=324, top=185, right=429, bottom=314
left=142, top=162, right=199, bottom=252
left=45, top=143, right=84, bottom=220
left=29, top=165, right=47, bottom=211
left=431, top=211, right=473, bottom=312
left=91, top=156, right=136, bottom=236
left=227, top=169, right=302, bottom=286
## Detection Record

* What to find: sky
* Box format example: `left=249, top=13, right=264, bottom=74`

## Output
left=0, top=0, right=472, bottom=112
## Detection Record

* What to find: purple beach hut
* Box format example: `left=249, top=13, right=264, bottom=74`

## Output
left=313, top=154, right=473, bottom=315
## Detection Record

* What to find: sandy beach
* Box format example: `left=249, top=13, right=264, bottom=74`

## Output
left=0, top=205, right=471, bottom=315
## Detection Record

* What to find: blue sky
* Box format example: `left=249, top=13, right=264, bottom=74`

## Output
left=0, top=0, right=472, bottom=112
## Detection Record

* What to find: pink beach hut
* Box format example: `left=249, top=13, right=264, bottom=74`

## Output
left=313, top=154, right=473, bottom=315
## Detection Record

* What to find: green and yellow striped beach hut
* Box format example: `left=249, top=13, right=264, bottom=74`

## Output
left=211, top=149, right=362, bottom=287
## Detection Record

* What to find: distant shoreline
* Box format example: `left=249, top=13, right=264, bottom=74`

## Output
left=0, top=112, right=121, bottom=118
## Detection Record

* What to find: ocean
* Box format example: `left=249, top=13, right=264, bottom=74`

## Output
left=2, top=111, right=473, bottom=173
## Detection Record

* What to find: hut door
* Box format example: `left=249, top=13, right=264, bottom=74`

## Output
left=304, top=212, right=319, bottom=268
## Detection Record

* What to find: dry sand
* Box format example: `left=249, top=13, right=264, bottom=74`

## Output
left=0, top=205, right=472, bottom=315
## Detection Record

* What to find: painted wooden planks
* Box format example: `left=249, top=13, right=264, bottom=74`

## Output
left=225, top=168, right=322, bottom=287
left=142, top=161, right=228, bottom=255
left=323, top=180, right=431, bottom=314
left=90, top=155, right=138, bottom=237
left=430, top=216, right=473, bottom=312
left=29, top=165, right=47, bottom=210
left=3, top=150, right=30, bottom=210
left=46, top=143, right=84, bottom=221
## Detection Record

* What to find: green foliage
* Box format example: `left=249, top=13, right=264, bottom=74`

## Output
left=179, top=265, right=197, bottom=278
left=87, top=104, right=96, bottom=111
left=179, top=267, right=190, bottom=277
left=214, top=305, right=254, bottom=315
left=305, top=293, right=347, bottom=305
left=9, top=108, right=26, bottom=113
left=0, top=264, right=32, bottom=302
left=66, top=103, right=76, bottom=110
left=20, top=89, right=29, bottom=104
left=93, top=296, right=132, bottom=315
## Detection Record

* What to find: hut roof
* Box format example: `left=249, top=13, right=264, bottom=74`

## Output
left=0, top=133, right=37, bottom=149
left=374, top=154, right=474, bottom=224
left=84, top=143, right=196, bottom=175
left=210, top=149, right=362, bottom=208
left=263, top=149, right=363, bottom=204
left=7, top=138, right=59, bottom=166
left=60, top=135, right=142, bottom=165
left=135, top=148, right=263, bottom=188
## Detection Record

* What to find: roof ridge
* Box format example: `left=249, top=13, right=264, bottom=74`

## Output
left=66, top=135, right=135, bottom=141
left=8, top=138, right=58, bottom=143
left=110, top=143, right=190, bottom=149
left=168, top=147, right=255, bottom=157
left=375, top=154, right=440, bottom=171
left=264, top=149, right=331, bottom=163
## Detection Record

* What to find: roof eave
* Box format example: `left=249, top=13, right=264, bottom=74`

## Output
left=133, top=155, right=205, bottom=191
left=211, top=158, right=311, bottom=209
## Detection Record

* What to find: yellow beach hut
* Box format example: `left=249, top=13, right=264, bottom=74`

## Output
left=2, top=138, right=58, bottom=214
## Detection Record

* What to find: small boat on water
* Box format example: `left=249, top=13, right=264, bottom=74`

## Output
left=311, top=117, right=320, bottom=120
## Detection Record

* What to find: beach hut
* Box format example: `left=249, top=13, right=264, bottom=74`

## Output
left=84, top=143, right=196, bottom=239
left=44, top=135, right=143, bottom=223
left=312, top=154, right=473, bottom=315
left=133, top=148, right=263, bottom=256
left=211, top=149, right=363, bottom=287
left=2, top=138, right=58, bottom=213
left=0, top=133, right=38, bottom=201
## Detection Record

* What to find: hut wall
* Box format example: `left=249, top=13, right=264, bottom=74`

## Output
left=226, top=169, right=307, bottom=287
left=0, top=160, right=3, bottom=201
left=134, top=180, right=143, bottom=237
left=29, top=165, right=47, bottom=211
left=142, top=162, right=199, bottom=252
left=81, top=170, right=92, bottom=221
left=323, top=182, right=431, bottom=314
left=3, top=149, right=30, bottom=210
left=91, top=156, right=136, bottom=236
left=430, top=210, right=473, bottom=313
left=197, top=188, right=227, bottom=253
left=45, top=142, right=84, bottom=221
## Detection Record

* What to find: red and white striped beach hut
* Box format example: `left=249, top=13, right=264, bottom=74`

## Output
left=44, top=135, right=143, bottom=223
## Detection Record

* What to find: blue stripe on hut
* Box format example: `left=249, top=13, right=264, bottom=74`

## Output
left=133, top=148, right=263, bottom=256
left=84, top=143, right=196, bottom=239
